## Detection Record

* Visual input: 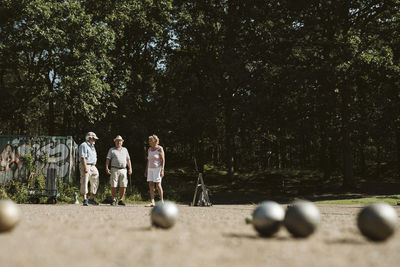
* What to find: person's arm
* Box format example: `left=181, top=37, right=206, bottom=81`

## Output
left=105, top=148, right=112, bottom=174
left=160, top=147, right=165, bottom=178
left=79, top=144, right=88, bottom=173
left=127, top=159, right=132, bottom=175
left=126, top=149, right=132, bottom=175
left=105, top=158, right=111, bottom=175
left=144, top=148, right=149, bottom=177
left=82, top=157, right=88, bottom=173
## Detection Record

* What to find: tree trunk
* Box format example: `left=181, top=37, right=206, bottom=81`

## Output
left=278, top=141, right=282, bottom=169
left=47, top=71, right=55, bottom=136
left=223, top=90, right=235, bottom=177
left=359, top=133, right=367, bottom=180
left=320, top=133, right=331, bottom=181
left=342, top=127, right=354, bottom=188
left=396, top=127, right=400, bottom=180
left=341, top=86, right=354, bottom=189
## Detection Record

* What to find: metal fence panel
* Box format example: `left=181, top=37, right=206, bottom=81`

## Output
left=0, top=135, right=78, bottom=184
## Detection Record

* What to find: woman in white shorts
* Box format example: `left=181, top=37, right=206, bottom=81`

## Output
left=144, top=134, right=165, bottom=207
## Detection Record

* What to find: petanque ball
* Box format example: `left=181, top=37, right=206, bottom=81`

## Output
left=252, top=201, right=285, bottom=237
left=284, top=200, right=321, bottom=238
left=0, top=199, right=21, bottom=233
left=357, top=203, right=398, bottom=242
left=245, top=215, right=253, bottom=224
left=151, top=201, right=179, bottom=229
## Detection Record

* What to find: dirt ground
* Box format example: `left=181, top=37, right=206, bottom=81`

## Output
left=0, top=203, right=399, bottom=267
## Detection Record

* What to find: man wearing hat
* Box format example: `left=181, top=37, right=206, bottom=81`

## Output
left=78, top=132, right=100, bottom=206
left=105, top=135, right=132, bottom=206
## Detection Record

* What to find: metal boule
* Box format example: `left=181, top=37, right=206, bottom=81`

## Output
left=252, top=201, right=284, bottom=237
left=357, top=202, right=398, bottom=242
left=245, top=215, right=253, bottom=224
left=284, top=200, right=320, bottom=238
left=0, top=199, right=21, bottom=233
left=151, top=201, right=179, bottom=229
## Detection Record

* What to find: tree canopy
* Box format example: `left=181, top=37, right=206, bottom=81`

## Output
left=1, top=0, right=399, bottom=187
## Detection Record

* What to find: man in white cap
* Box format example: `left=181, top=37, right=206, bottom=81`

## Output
left=105, top=135, right=132, bottom=206
left=78, top=132, right=100, bottom=206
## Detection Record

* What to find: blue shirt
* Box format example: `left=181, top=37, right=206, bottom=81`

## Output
left=79, top=141, right=97, bottom=164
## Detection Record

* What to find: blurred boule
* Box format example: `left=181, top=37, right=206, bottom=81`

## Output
left=284, top=200, right=321, bottom=238
left=151, top=201, right=179, bottom=229
left=245, top=215, right=253, bottom=224
left=357, top=202, right=398, bottom=242
left=0, top=199, right=21, bottom=233
left=252, top=201, right=284, bottom=237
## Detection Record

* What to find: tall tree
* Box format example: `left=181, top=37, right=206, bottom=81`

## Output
left=0, top=0, right=116, bottom=136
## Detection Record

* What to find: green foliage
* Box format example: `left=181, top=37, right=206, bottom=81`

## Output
left=1, top=0, right=400, bottom=194
left=6, top=180, right=29, bottom=204
left=94, top=185, right=112, bottom=203
left=35, top=175, right=46, bottom=190
left=93, top=185, right=144, bottom=204
left=0, top=186, right=8, bottom=199
left=23, top=153, right=35, bottom=175
left=125, top=188, right=144, bottom=203
left=22, top=151, right=47, bottom=189
left=57, top=178, right=79, bottom=203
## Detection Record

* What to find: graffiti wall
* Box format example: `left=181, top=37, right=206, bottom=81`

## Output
left=0, top=136, right=78, bottom=184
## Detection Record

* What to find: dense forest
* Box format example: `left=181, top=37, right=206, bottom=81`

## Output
left=1, top=0, right=399, bottom=189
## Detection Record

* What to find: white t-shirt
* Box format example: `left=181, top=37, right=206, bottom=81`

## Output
left=107, top=147, right=130, bottom=168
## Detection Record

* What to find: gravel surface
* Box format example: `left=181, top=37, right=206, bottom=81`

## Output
left=0, top=204, right=399, bottom=267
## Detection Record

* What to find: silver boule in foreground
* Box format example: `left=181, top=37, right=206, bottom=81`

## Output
left=284, top=200, right=320, bottom=238
left=357, top=202, right=398, bottom=242
left=0, top=199, right=21, bottom=233
left=252, top=201, right=284, bottom=237
left=151, top=201, right=179, bottom=229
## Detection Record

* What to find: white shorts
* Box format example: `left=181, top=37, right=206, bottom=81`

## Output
left=110, top=168, right=128, bottom=187
left=79, top=165, right=99, bottom=195
left=147, top=167, right=162, bottom=183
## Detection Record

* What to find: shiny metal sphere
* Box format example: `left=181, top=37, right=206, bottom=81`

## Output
left=357, top=203, right=398, bottom=242
left=284, top=200, right=320, bottom=238
left=252, top=201, right=285, bottom=237
left=151, top=201, right=179, bottom=229
left=0, top=199, right=21, bottom=233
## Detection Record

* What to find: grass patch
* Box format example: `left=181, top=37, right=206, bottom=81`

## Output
left=315, top=195, right=400, bottom=205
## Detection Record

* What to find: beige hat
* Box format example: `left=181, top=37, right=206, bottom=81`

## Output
left=86, top=132, right=99, bottom=140
left=113, top=135, right=124, bottom=142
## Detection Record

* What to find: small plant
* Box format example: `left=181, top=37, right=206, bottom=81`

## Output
left=35, top=153, right=48, bottom=189
left=15, top=151, right=49, bottom=203
left=2, top=153, right=35, bottom=203
left=7, top=179, right=29, bottom=203
left=0, top=186, right=8, bottom=199
left=57, top=178, right=79, bottom=203
left=23, top=153, right=35, bottom=176
left=21, top=152, right=45, bottom=188
left=125, top=188, right=144, bottom=203
left=95, top=186, right=112, bottom=203
left=35, top=173, right=46, bottom=189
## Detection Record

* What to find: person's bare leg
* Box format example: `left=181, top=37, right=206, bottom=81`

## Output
left=149, top=182, right=155, bottom=205
left=111, top=187, right=117, bottom=201
left=119, top=187, right=126, bottom=200
left=156, top=182, right=163, bottom=203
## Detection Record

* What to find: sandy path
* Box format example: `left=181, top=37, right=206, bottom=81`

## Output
left=0, top=204, right=399, bottom=267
